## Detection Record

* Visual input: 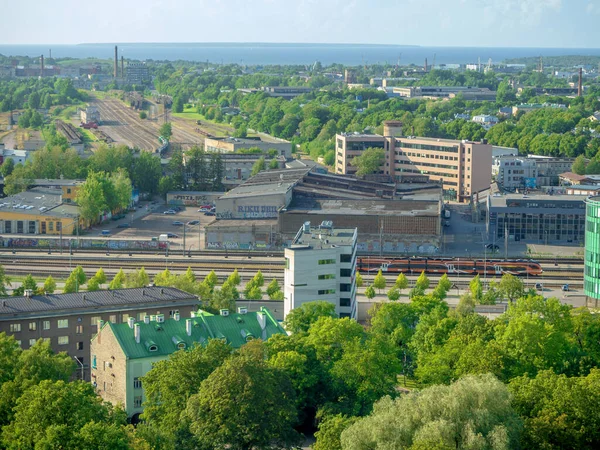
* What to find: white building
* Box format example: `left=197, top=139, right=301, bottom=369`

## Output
left=492, top=156, right=538, bottom=189
left=472, top=114, right=499, bottom=130
left=284, top=221, right=357, bottom=320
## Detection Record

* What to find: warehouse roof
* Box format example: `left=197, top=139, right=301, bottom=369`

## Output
left=0, top=287, right=198, bottom=318
left=0, top=187, right=79, bottom=218
left=101, top=307, right=284, bottom=359
left=287, top=198, right=440, bottom=216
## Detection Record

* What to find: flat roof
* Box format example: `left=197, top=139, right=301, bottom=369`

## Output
left=292, top=224, right=356, bottom=248
left=0, top=188, right=79, bottom=218
left=0, top=287, right=197, bottom=318
left=489, top=193, right=586, bottom=207
left=287, top=198, right=439, bottom=216
left=219, top=181, right=294, bottom=199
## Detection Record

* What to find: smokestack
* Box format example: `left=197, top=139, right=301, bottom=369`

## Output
left=40, top=55, right=44, bottom=77
left=49, top=49, right=52, bottom=59
left=114, top=45, right=118, bottom=78
left=425, top=58, right=428, bottom=73
left=578, top=68, right=583, bottom=97
left=121, top=56, right=124, bottom=78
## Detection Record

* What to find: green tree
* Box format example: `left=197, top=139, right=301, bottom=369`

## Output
left=415, top=271, right=430, bottom=290
left=0, top=265, right=11, bottom=297
left=1, top=379, right=127, bottom=450
left=71, top=265, right=87, bottom=288
left=470, top=274, right=483, bottom=302
left=109, top=269, right=126, bottom=290
left=252, top=270, right=264, bottom=287
left=94, top=268, right=107, bottom=285
left=141, top=340, right=232, bottom=445
left=42, top=275, right=56, bottom=294
left=365, top=285, right=376, bottom=299
left=111, top=168, right=133, bottom=211
left=63, top=274, right=77, bottom=294
left=355, top=271, right=364, bottom=288
left=395, top=272, right=408, bottom=293
left=132, top=151, right=162, bottom=195
left=373, top=269, right=386, bottom=293
left=21, top=274, right=37, bottom=293
left=139, top=111, right=147, bottom=119
left=76, top=172, right=107, bottom=224
left=341, top=374, right=522, bottom=449
left=498, top=273, right=524, bottom=302
left=87, top=277, right=100, bottom=292
left=0, top=158, right=15, bottom=177
left=184, top=267, right=196, bottom=283
left=283, top=301, right=336, bottom=334
left=387, top=287, right=400, bottom=301
left=572, top=154, right=587, bottom=175
left=154, top=268, right=175, bottom=287
left=245, top=285, right=263, bottom=300
left=456, top=292, right=476, bottom=316
left=432, top=273, right=451, bottom=300
left=251, top=156, right=266, bottom=176
left=350, top=148, right=385, bottom=177
left=269, top=158, right=279, bottom=169
left=267, top=278, right=282, bottom=298
left=227, top=268, right=241, bottom=286
left=204, top=270, right=219, bottom=289
left=159, top=122, right=172, bottom=140
left=184, top=344, right=301, bottom=450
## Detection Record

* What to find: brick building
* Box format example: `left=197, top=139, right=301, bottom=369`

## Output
left=0, top=287, right=200, bottom=380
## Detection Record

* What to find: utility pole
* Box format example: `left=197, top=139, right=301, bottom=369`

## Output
left=504, top=220, right=508, bottom=261
left=183, top=225, right=186, bottom=257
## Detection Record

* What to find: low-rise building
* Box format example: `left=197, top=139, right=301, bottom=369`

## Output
left=80, top=105, right=100, bottom=124
left=204, top=137, right=292, bottom=158
left=512, top=103, right=567, bottom=115
left=472, top=114, right=499, bottom=130
left=492, top=156, right=538, bottom=189
left=284, top=222, right=357, bottom=320
left=91, top=307, right=284, bottom=419
left=529, top=156, right=575, bottom=186
left=392, top=86, right=497, bottom=101
left=0, top=287, right=201, bottom=381
left=126, top=62, right=150, bottom=85
left=487, top=193, right=586, bottom=244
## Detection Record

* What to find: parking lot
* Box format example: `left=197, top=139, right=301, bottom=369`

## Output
left=91, top=202, right=216, bottom=249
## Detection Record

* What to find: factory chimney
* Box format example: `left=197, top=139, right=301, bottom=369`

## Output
left=121, top=56, right=124, bottom=78
left=114, top=45, right=118, bottom=78
left=578, top=68, right=583, bottom=97
left=40, top=55, right=44, bottom=77
left=49, top=49, right=52, bottom=60
left=424, top=58, right=428, bottom=73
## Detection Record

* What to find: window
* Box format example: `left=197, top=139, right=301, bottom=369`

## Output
left=58, top=336, right=69, bottom=345
left=340, top=284, right=352, bottom=292
left=29, top=338, right=37, bottom=347
left=122, top=314, right=130, bottom=323
left=48, top=221, right=54, bottom=231
left=29, top=322, right=37, bottom=332
left=56, top=222, right=62, bottom=231
left=9, top=323, right=21, bottom=333
left=15, top=340, right=21, bottom=347
left=318, top=259, right=336, bottom=265
left=28, top=221, right=35, bottom=233
left=76, top=342, right=84, bottom=350
left=340, top=268, right=352, bottom=277
left=90, top=316, right=101, bottom=326
left=318, top=274, right=335, bottom=280
left=318, top=289, right=336, bottom=295
left=5, top=221, right=11, bottom=233
left=134, top=396, right=143, bottom=408
left=340, top=254, right=352, bottom=263
left=109, top=315, right=117, bottom=323
left=285, top=257, right=290, bottom=269
left=92, top=355, right=97, bottom=369
left=67, top=188, right=71, bottom=194
left=57, top=319, right=68, bottom=329
left=41, top=320, right=50, bottom=330
left=136, top=312, right=146, bottom=321
left=76, top=325, right=83, bottom=334
left=340, top=313, right=351, bottom=318
left=134, top=377, right=143, bottom=389
left=340, top=298, right=351, bottom=307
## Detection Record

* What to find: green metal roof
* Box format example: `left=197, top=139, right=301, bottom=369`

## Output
left=102, top=308, right=286, bottom=359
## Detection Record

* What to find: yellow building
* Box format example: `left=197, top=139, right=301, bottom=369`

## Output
left=0, top=188, right=82, bottom=235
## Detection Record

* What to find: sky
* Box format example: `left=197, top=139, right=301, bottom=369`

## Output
left=3, top=0, right=599, bottom=48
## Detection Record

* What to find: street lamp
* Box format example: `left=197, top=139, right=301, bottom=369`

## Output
left=73, top=356, right=84, bottom=380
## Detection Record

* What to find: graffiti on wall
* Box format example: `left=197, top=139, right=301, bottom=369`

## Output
left=237, top=205, right=278, bottom=218
left=2, top=238, right=168, bottom=250
left=216, top=211, right=233, bottom=220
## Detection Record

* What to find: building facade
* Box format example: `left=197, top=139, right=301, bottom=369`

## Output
left=487, top=194, right=586, bottom=244
left=585, top=196, right=600, bottom=306
left=126, top=62, right=150, bottom=85
left=492, top=156, right=538, bottom=189
left=284, top=222, right=358, bottom=319
left=0, top=287, right=200, bottom=380
left=335, top=121, right=492, bottom=202
left=204, top=137, right=292, bottom=158
left=91, top=307, right=285, bottom=419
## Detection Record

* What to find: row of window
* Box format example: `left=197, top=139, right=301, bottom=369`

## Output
left=9, top=319, right=75, bottom=333
left=13, top=336, right=83, bottom=348
left=396, top=141, right=459, bottom=153
left=397, top=151, right=459, bottom=161
left=0, top=220, right=63, bottom=234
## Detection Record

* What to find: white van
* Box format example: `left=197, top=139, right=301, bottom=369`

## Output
left=158, top=234, right=169, bottom=242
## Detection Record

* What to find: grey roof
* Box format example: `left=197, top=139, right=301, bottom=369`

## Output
left=488, top=193, right=587, bottom=208
left=287, top=198, right=440, bottom=216
left=0, top=287, right=198, bottom=318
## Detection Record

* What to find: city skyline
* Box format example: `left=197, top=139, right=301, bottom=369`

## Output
left=3, top=0, right=599, bottom=48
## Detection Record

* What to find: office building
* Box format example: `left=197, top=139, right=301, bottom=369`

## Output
left=284, top=222, right=358, bottom=320
left=0, top=287, right=201, bottom=380
left=585, top=196, right=600, bottom=306
left=91, top=307, right=284, bottom=419
left=126, top=62, right=150, bottom=85
left=528, top=156, right=574, bottom=186
left=487, top=193, right=586, bottom=244
left=335, top=121, right=492, bottom=202
left=492, top=156, right=538, bottom=189
left=392, top=86, right=497, bottom=101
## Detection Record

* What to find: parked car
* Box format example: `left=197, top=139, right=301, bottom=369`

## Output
left=172, top=221, right=184, bottom=226
left=163, top=210, right=176, bottom=215
left=166, top=232, right=179, bottom=238
left=562, top=284, right=570, bottom=292
left=200, top=204, right=213, bottom=210
left=535, top=283, right=543, bottom=291
left=117, top=223, right=131, bottom=228
left=486, top=244, right=500, bottom=251
left=187, top=220, right=200, bottom=226
left=111, top=214, right=125, bottom=221
left=99, top=230, right=111, bottom=237
left=204, top=211, right=215, bottom=216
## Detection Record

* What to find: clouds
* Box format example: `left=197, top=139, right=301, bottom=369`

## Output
left=0, top=0, right=597, bottom=47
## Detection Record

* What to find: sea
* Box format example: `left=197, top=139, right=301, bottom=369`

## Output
left=1, top=43, right=600, bottom=66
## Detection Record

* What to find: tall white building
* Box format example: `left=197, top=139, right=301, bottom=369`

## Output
left=284, top=222, right=358, bottom=320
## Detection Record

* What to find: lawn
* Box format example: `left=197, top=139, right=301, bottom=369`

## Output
left=79, top=128, right=97, bottom=144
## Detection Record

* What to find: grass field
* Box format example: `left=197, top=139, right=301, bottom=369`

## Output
left=79, top=128, right=97, bottom=144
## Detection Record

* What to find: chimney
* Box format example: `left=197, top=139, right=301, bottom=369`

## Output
left=128, top=317, right=135, bottom=329
left=186, top=319, right=192, bottom=336
left=114, top=45, right=118, bottom=78
left=174, top=312, right=180, bottom=321
left=220, top=309, right=229, bottom=317
left=82, top=294, right=86, bottom=302
left=24, top=289, right=33, bottom=298
left=142, top=289, right=145, bottom=296
left=256, top=310, right=267, bottom=340
left=144, top=315, right=150, bottom=324
left=121, top=56, right=124, bottom=78
left=190, top=311, right=197, bottom=318
left=40, top=55, right=44, bottom=77
left=425, top=58, right=428, bottom=73
left=49, top=49, right=52, bottom=59
left=134, top=323, right=140, bottom=343
left=2, top=300, right=6, bottom=307
left=578, top=68, right=583, bottom=97
left=237, top=307, right=248, bottom=315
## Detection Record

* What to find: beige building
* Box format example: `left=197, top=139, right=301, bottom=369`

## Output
left=335, top=121, right=492, bottom=202
left=204, top=137, right=292, bottom=158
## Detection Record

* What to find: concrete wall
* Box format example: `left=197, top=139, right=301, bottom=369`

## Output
left=167, top=192, right=224, bottom=206
left=215, top=191, right=291, bottom=220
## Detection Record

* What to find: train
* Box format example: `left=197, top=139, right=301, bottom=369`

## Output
left=357, top=257, right=543, bottom=277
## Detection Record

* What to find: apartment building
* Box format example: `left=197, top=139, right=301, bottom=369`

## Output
left=0, top=287, right=200, bottom=380
left=284, top=221, right=358, bottom=319
left=91, top=307, right=284, bottom=420
left=335, top=121, right=492, bottom=202
left=493, top=156, right=538, bottom=189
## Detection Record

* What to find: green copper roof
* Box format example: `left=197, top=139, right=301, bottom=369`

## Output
left=102, top=308, right=285, bottom=359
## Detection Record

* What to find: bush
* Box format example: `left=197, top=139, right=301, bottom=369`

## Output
left=139, top=111, right=147, bottom=119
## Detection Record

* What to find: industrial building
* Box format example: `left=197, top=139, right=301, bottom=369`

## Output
left=0, top=287, right=201, bottom=381
left=204, top=136, right=292, bottom=158
left=487, top=193, right=586, bottom=244
left=237, top=86, right=313, bottom=99
left=392, top=86, right=497, bottom=101
left=585, top=196, right=600, bottom=306
left=126, top=62, right=150, bottom=85
left=284, top=222, right=358, bottom=319
left=92, top=307, right=284, bottom=419
left=335, top=121, right=492, bottom=202
left=80, top=105, right=100, bottom=124
left=0, top=187, right=82, bottom=235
